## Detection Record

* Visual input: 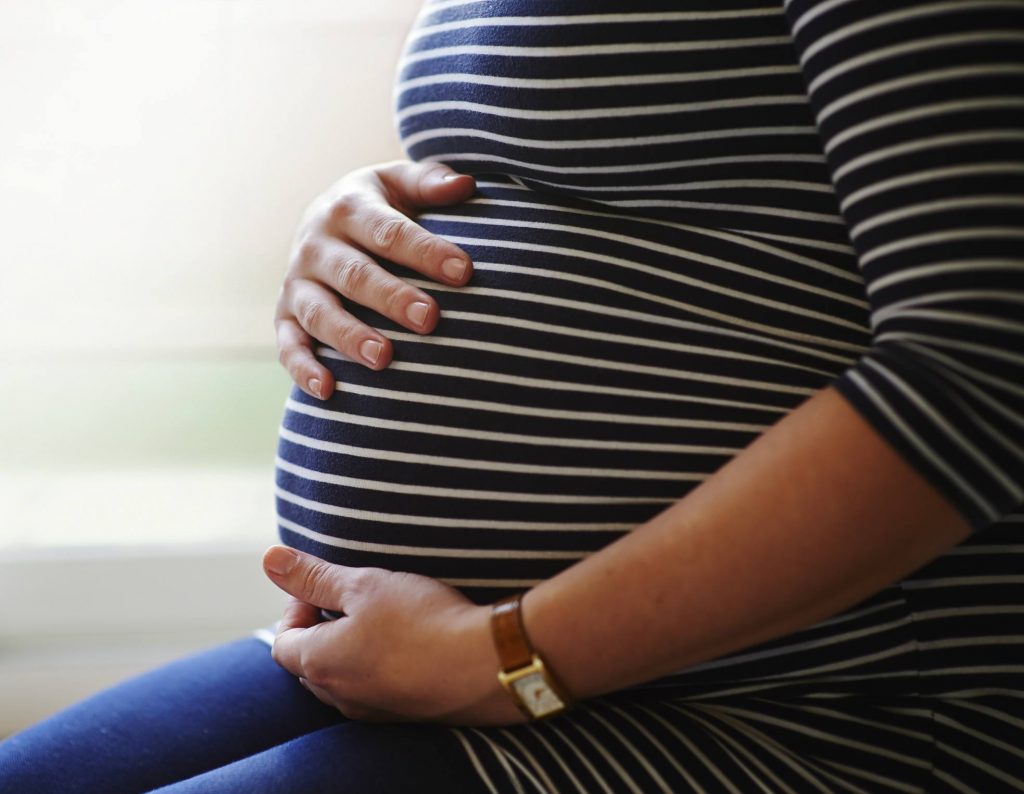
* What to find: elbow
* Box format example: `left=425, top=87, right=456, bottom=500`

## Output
left=836, top=330, right=1024, bottom=532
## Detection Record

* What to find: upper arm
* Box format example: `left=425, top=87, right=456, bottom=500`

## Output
left=782, top=0, right=1024, bottom=531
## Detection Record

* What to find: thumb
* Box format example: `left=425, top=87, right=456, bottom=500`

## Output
left=377, top=160, right=476, bottom=208
left=422, top=165, right=476, bottom=202
left=262, top=545, right=347, bottom=611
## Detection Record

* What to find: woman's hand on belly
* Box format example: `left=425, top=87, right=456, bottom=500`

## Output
left=262, top=544, right=528, bottom=727
left=275, top=159, right=476, bottom=400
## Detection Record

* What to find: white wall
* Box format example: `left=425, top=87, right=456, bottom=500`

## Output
left=0, top=0, right=421, bottom=355
left=0, top=0, right=424, bottom=737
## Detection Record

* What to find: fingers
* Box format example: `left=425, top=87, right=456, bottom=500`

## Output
left=274, top=317, right=335, bottom=400
left=374, top=160, right=477, bottom=211
left=278, top=235, right=444, bottom=390
left=281, top=278, right=393, bottom=371
left=262, top=545, right=353, bottom=612
left=279, top=595, right=321, bottom=633
left=270, top=597, right=339, bottom=681
left=272, top=621, right=323, bottom=681
left=329, top=192, right=474, bottom=289
left=314, top=238, right=441, bottom=335
left=297, top=677, right=408, bottom=724
left=276, top=160, right=478, bottom=395
left=272, top=621, right=368, bottom=719
left=272, top=597, right=322, bottom=677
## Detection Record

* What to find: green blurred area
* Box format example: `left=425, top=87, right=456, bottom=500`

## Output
left=0, top=354, right=292, bottom=470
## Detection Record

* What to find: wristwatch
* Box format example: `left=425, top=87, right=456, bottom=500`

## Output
left=490, top=592, right=575, bottom=720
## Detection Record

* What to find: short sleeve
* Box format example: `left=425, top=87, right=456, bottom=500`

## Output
left=782, top=0, right=1024, bottom=531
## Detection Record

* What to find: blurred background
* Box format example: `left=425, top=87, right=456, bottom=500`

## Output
left=0, top=0, right=420, bottom=736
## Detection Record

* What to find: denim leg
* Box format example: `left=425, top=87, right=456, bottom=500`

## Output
left=146, top=720, right=494, bottom=794
left=0, top=636, right=344, bottom=794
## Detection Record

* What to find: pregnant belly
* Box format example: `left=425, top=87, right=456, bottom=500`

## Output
left=275, top=177, right=870, bottom=605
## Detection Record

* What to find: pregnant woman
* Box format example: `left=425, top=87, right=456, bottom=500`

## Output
left=3, top=0, right=1023, bottom=792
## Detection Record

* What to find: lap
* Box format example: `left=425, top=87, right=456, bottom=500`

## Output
left=0, top=636, right=487, bottom=794
left=20, top=633, right=1011, bottom=793
left=148, top=721, right=489, bottom=794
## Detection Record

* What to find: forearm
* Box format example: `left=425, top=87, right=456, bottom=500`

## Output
left=518, top=385, right=972, bottom=701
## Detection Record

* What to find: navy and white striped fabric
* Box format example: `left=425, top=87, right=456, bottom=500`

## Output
left=265, top=1, right=1024, bottom=790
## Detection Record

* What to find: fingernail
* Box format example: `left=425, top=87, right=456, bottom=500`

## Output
left=360, top=339, right=382, bottom=366
left=442, top=257, right=468, bottom=282
left=405, top=301, right=429, bottom=327
left=265, top=546, right=297, bottom=575
left=308, top=378, right=322, bottom=399
left=432, top=172, right=465, bottom=189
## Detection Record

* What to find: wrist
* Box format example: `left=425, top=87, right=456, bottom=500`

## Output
left=443, top=603, right=524, bottom=724
left=493, top=591, right=577, bottom=719
left=520, top=584, right=592, bottom=700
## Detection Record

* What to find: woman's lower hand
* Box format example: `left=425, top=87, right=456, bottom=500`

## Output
left=262, top=545, right=529, bottom=727
left=275, top=160, right=477, bottom=400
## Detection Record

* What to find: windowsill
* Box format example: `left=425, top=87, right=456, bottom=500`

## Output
left=0, top=464, right=289, bottom=737
left=0, top=541, right=287, bottom=738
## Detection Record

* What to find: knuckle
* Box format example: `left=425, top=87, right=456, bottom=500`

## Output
left=299, top=300, right=327, bottom=331
left=327, top=191, right=361, bottom=226
left=327, top=256, right=350, bottom=289
left=302, top=654, right=330, bottom=688
left=348, top=567, right=379, bottom=596
left=277, top=342, right=302, bottom=370
left=418, top=237, right=448, bottom=268
left=300, top=562, right=336, bottom=605
left=368, top=216, right=406, bottom=252
left=380, top=280, right=407, bottom=316
left=347, top=566, right=370, bottom=589
left=292, top=236, right=320, bottom=272
left=336, top=258, right=376, bottom=297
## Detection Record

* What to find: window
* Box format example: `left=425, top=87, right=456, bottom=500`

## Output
left=0, top=0, right=421, bottom=735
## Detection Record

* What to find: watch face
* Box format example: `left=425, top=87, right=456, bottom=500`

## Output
left=511, top=671, right=565, bottom=717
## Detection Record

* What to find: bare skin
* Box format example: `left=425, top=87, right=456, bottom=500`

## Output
left=274, top=160, right=477, bottom=399
left=263, top=161, right=972, bottom=726
left=263, top=385, right=971, bottom=725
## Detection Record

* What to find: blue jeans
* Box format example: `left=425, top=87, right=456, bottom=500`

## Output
left=0, top=637, right=491, bottom=793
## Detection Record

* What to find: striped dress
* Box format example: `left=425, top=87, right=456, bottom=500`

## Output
left=264, top=1, right=1024, bottom=791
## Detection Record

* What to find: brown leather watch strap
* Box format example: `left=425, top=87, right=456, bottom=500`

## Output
left=490, top=592, right=534, bottom=672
